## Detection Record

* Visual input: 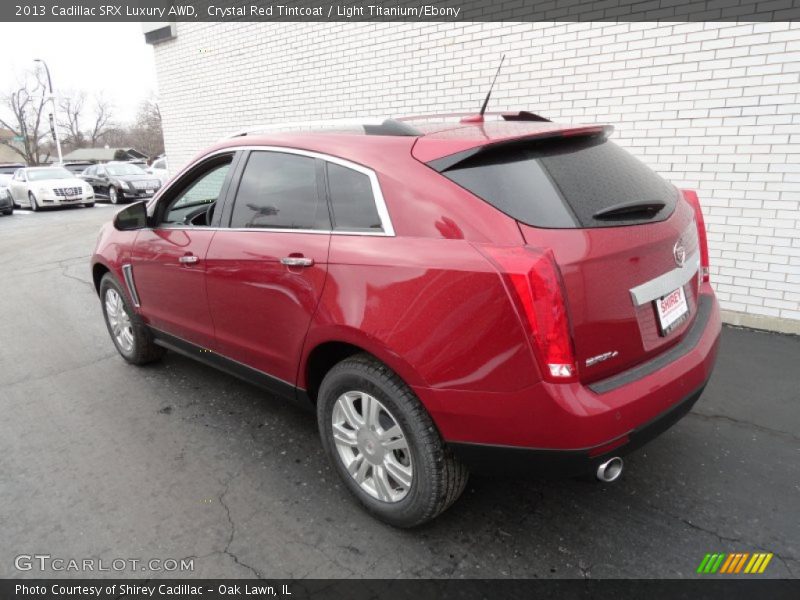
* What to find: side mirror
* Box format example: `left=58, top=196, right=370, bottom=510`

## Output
left=113, top=201, right=148, bottom=231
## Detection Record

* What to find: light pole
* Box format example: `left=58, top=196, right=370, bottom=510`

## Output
left=33, top=58, right=63, bottom=165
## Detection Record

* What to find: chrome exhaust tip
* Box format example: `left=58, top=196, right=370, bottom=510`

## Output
left=596, top=457, right=624, bottom=483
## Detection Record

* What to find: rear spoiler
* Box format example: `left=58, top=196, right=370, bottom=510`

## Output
left=398, top=111, right=550, bottom=123
left=426, top=125, right=614, bottom=173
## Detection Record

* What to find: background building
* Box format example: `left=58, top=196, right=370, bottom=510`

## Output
left=146, top=22, right=800, bottom=333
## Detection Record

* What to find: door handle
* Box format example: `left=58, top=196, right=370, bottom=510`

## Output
left=179, top=255, right=199, bottom=264
left=280, top=256, right=314, bottom=267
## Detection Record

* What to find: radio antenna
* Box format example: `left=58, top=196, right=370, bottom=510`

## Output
left=461, top=54, right=506, bottom=123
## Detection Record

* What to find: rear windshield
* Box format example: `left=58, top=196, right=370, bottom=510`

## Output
left=438, top=136, right=678, bottom=228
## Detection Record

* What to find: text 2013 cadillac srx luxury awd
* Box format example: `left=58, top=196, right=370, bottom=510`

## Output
left=91, top=112, right=720, bottom=526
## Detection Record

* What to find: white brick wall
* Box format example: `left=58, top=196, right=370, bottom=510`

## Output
left=150, top=22, right=800, bottom=329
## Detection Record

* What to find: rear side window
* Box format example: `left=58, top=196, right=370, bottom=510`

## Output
left=230, top=151, right=328, bottom=230
left=438, top=137, right=678, bottom=228
left=326, top=163, right=382, bottom=231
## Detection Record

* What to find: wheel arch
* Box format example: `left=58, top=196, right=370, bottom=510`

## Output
left=300, top=329, right=428, bottom=406
left=92, top=262, right=111, bottom=296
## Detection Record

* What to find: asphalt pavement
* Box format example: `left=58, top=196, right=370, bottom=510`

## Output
left=0, top=205, right=798, bottom=579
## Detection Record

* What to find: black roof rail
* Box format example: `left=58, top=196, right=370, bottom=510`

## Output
left=501, top=111, right=551, bottom=123
left=224, top=118, right=421, bottom=139
left=363, top=119, right=421, bottom=136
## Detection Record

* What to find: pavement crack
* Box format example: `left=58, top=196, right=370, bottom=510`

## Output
left=60, top=264, right=95, bottom=291
left=1, top=353, right=118, bottom=390
left=679, top=517, right=742, bottom=544
left=688, top=411, right=799, bottom=442
left=217, top=473, right=264, bottom=580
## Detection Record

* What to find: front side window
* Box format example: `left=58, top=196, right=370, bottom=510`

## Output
left=326, top=162, right=382, bottom=231
left=162, top=158, right=232, bottom=225
left=229, top=151, right=327, bottom=230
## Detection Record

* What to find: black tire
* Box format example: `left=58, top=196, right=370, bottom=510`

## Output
left=83, top=202, right=95, bottom=208
left=317, top=354, right=468, bottom=527
left=28, top=192, right=38, bottom=212
left=108, top=186, right=119, bottom=204
left=1, top=207, right=11, bottom=215
left=99, top=273, right=165, bottom=365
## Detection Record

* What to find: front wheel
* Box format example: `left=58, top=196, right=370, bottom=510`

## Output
left=83, top=202, right=95, bottom=208
left=108, top=186, right=119, bottom=204
left=317, top=354, right=468, bottom=527
left=99, top=273, right=165, bottom=365
left=28, top=192, right=38, bottom=212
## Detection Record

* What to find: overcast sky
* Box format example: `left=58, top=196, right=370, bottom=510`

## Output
left=0, top=23, right=158, bottom=123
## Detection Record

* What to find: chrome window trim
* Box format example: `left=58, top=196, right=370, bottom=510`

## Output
left=629, top=252, right=700, bottom=306
left=121, top=263, right=141, bottom=307
left=155, top=226, right=388, bottom=237
left=150, top=145, right=395, bottom=237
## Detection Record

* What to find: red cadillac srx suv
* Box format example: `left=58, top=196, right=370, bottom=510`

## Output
left=91, top=113, right=721, bottom=526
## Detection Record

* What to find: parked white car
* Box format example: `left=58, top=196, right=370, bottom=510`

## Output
left=8, top=167, right=95, bottom=211
left=145, top=157, right=169, bottom=186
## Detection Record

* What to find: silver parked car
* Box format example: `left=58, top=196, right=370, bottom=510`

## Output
left=7, top=167, right=95, bottom=211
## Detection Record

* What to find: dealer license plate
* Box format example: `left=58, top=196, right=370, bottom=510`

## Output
left=655, top=286, right=689, bottom=335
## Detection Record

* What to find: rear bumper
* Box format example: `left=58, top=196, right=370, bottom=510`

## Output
left=420, top=288, right=721, bottom=470
left=449, top=381, right=707, bottom=477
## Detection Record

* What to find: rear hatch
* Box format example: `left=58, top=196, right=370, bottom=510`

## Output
left=433, top=131, right=701, bottom=383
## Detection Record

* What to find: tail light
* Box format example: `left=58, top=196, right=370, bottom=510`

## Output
left=682, top=189, right=710, bottom=283
left=478, top=245, right=578, bottom=383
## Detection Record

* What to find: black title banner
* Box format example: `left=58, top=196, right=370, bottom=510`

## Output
left=3, top=0, right=800, bottom=22
left=2, top=579, right=800, bottom=600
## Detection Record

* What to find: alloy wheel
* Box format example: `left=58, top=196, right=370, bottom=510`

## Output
left=109, top=187, right=118, bottom=204
left=105, top=288, right=134, bottom=353
left=331, top=391, right=413, bottom=503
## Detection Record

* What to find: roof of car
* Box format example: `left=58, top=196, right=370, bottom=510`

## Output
left=211, top=113, right=611, bottom=165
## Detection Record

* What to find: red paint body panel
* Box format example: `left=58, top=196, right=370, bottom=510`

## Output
left=205, top=230, right=330, bottom=384
left=304, top=236, right=539, bottom=392
left=92, top=117, right=721, bottom=459
left=420, top=287, right=720, bottom=449
left=519, top=200, right=701, bottom=383
left=132, top=228, right=217, bottom=348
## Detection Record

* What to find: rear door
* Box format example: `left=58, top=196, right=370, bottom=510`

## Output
left=436, top=134, right=701, bottom=383
left=205, top=149, right=331, bottom=386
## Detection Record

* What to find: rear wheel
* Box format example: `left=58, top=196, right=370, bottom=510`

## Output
left=317, top=354, right=468, bottom=527
left=2, top=208, right=12, bottom=215
left=28, top=192, right=38, bottom=212
left=100, top=273, right=165, bottom=365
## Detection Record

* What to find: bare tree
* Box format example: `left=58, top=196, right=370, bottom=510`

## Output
left=58, top=90, right=87, bottom=149
left=127, top=98, right=164, bottom=159
left=59, top=92, right=115, bottom=151
left=88, top=94, right=114, bottom=147
left=0, top=68, right=52, bottom=165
